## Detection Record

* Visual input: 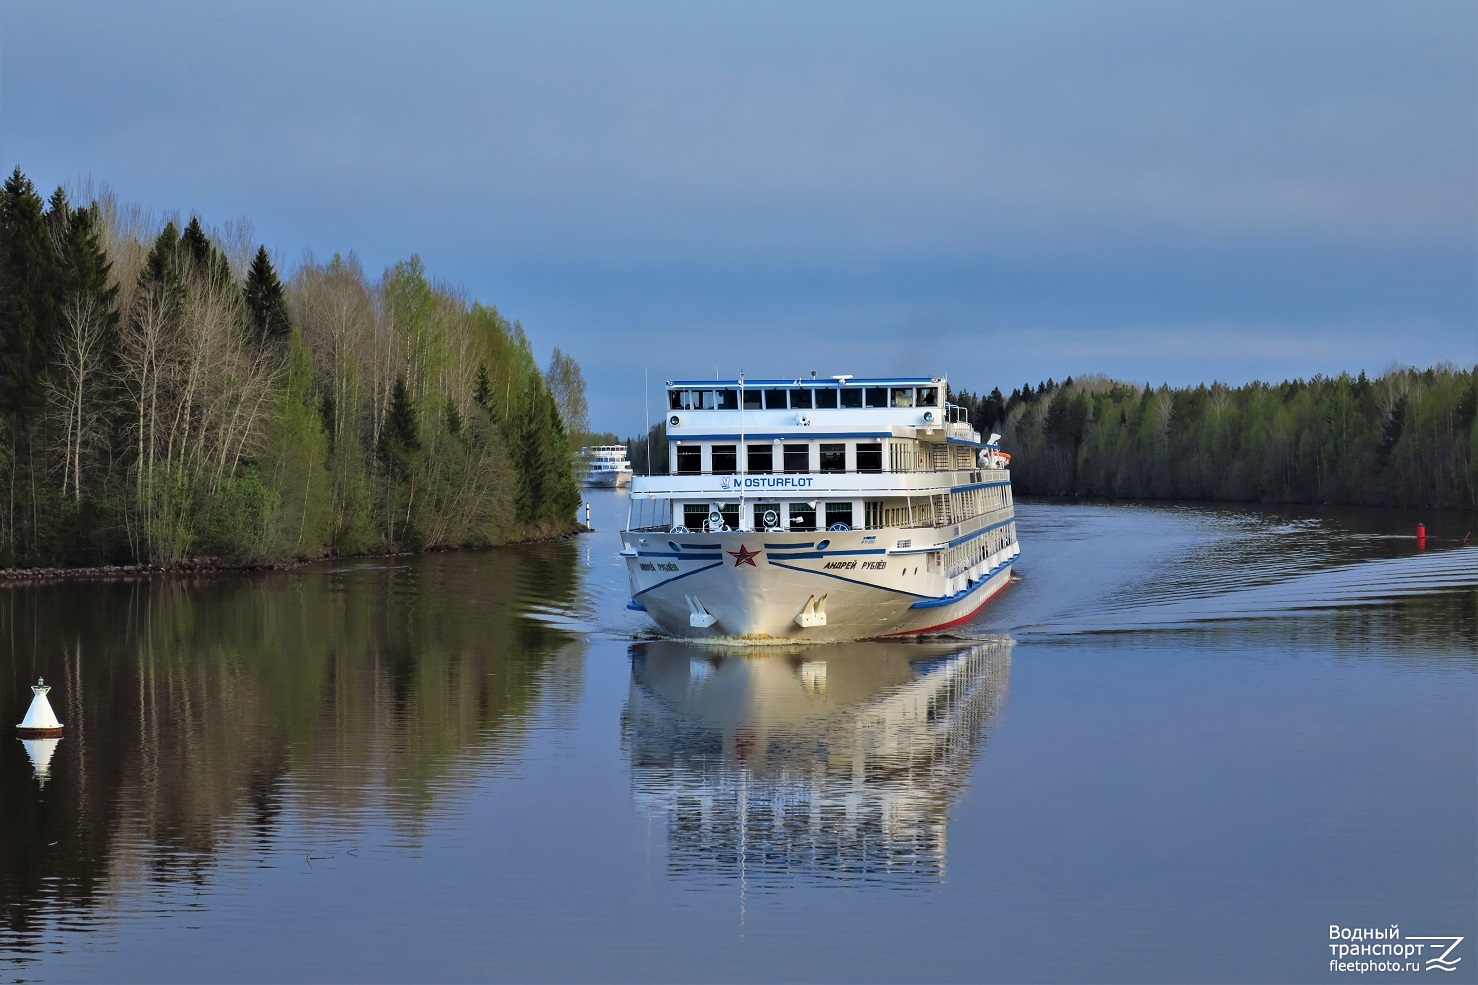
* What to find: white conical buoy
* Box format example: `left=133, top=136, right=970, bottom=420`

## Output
left=17, top=678, right=63, bottom=737
left=20, top=736, right=60, bottom=786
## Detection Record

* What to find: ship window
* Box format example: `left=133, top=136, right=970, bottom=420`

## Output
left=788, top=503, right=816, bottom=531
left=712, top=445, right=737, bottom=473
left=742, top=387, right=762, bottom=409
left=716, top=389, right=739, bottom=410
left=825, top=502, right=853, bottom=530
left=763, top=388, right=789, bottom=409
left=857, top=443, right=882, bottom=472
left=820, top=443, right=845, bottom=472
left=755, top=503, right=782, bottom=530
left=676, top=445, right=701, bottom=475
left=840, top=387, right=863, bottom=409
left=783, top=443, right=810, bottom=473
left=864, top=387, right=889, bottom=408
left=720, top=504, right=740, bottom=531
left=891, top=388, right=914, bottom=407
left=917, top=387, right=939, bottom=406
left=697, top=390, right=717, bottom=410
left=747, top=444, right=773, bottom=473
left=791, top=388, right=814, bottom=409
left=864, top=501, right=883, bottom=528
left=683, top=504, right=709, bottom=529
left=668, top=390, right=684, bottom=410
left=814, top=388, right=839, bottom=409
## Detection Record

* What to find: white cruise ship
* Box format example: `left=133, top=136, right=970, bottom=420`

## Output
left=621, top=375, right=1020, bottom=641
left=581, top=444, right=634, bottom=487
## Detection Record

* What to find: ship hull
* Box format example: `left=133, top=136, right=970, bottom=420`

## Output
left=622, top=527, right=1017, bottom=643
left=584, top=470, right=632, bottom=488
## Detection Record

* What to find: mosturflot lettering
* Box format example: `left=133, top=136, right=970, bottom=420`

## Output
left=723, top=475, right=815, bottom=489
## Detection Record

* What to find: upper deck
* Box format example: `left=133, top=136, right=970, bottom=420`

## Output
left=581, top=445, right=631, bottom=462
left=664, top=375, right=984, bottom=446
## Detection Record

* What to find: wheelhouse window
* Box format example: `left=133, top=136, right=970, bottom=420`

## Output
left=864, top=387, right=889, bottom=408
left=719, top=504, right=740, bottom=531
left=696, top=390, right=716, bottom=410
left=820, top=443, right=846, bottom=472
left=839, top=387, right=863, bottom=409
left=891, top=388, right=914, bottom=407
left=791, top=389, right=814, bottom=409
left=716, top=389, right=739, bottom=410
left=669, top=390, right=684, bottom=410
left=742, top=387, right=762, bottom=409
left=754, top=502, right=782, bottom=531
left=825, top=502, right=854, bottom=531
left=814, top=388, right=839, bottom=409
left=856, top=443, right=882, bottom=472
left=783, top=443, right=810, bottom=473
left=682, top=504, right=708, bottom=530
left=788, top=503, right=816, bottom=531
left=917, top=387, right=940, bottom=406
left=676, top=445, right=701, bottom=475
left=747, top=444, right=773, bottom=473
left=711, top=445, right=737, bottom=473
left=763, top=388, right=789, bottom=409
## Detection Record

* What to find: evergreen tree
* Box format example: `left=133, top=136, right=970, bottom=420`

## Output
left=378, top=374, right=420, bottom=476
left=473, top=363, right=492, bottom=409
left=58, top=204, right=120, bottom=335
left=0, top=167, right=61, bottom=420
left=179, top=216, right=231, bottom=286
left=243, top=246, right=291, bottom=345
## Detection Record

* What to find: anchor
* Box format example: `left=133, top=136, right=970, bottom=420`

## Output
left=795, top=593, right=828, bottom=628
left=685, top=595, right=717, bottom=628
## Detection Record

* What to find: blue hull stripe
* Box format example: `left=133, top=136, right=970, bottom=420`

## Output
left=632, top=561, right=726, bottom=598
left=909, top=561, right=1013, bottom=609
left=636, top=551, right=723, bottom=560
left=766, top=560, right=929, bottom=599
left=889, top=517, right=1017, bottom=554
left=765, top=548, right=887, bottom=560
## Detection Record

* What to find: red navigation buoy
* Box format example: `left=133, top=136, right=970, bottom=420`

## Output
left=1416, top=522, right=1427, bottom=549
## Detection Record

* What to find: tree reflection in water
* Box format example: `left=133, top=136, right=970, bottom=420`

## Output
left=0, top=542, right=584, bottom=952
left=621, top=638, right=1011, bottom=888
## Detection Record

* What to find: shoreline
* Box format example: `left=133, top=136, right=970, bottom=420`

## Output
left=0, top=524, right=591, bottom=586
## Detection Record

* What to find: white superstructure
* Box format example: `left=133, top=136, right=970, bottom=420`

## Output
left=581, top=444, right=634, bottom=487
left=621, top=375, right=1020, bottom=641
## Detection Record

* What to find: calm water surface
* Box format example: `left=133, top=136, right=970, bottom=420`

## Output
left=1, top=494, right=1474, bottom=983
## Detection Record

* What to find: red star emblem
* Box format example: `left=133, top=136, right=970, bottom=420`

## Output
left=727, top=544, right=760, bottom=567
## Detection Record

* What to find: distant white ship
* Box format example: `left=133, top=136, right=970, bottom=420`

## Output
left=621, top=374, right=1020, bottom=641
left=581, top=445, right=634, bottom=487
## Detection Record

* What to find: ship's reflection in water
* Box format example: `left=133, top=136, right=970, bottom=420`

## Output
left=622, top=638, right=1011, bottom=888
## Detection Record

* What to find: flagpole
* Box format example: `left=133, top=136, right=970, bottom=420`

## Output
left=738, top=371, right=746, bottom=530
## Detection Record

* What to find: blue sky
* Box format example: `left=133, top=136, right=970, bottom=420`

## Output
left=3, top=0, right=1474, bottom=433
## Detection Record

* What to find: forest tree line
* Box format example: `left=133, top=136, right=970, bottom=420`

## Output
left=0, top=167, right=583, bottom=568
left=616, top=368, right=1477, bottom=510
left=952, top=366, right=1477, bottom=509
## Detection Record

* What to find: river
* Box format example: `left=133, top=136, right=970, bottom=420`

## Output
left=2, top=492, right=1474, bottom=983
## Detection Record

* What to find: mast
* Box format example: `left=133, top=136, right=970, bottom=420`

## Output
left=738, top=372, right=747, bottom=529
